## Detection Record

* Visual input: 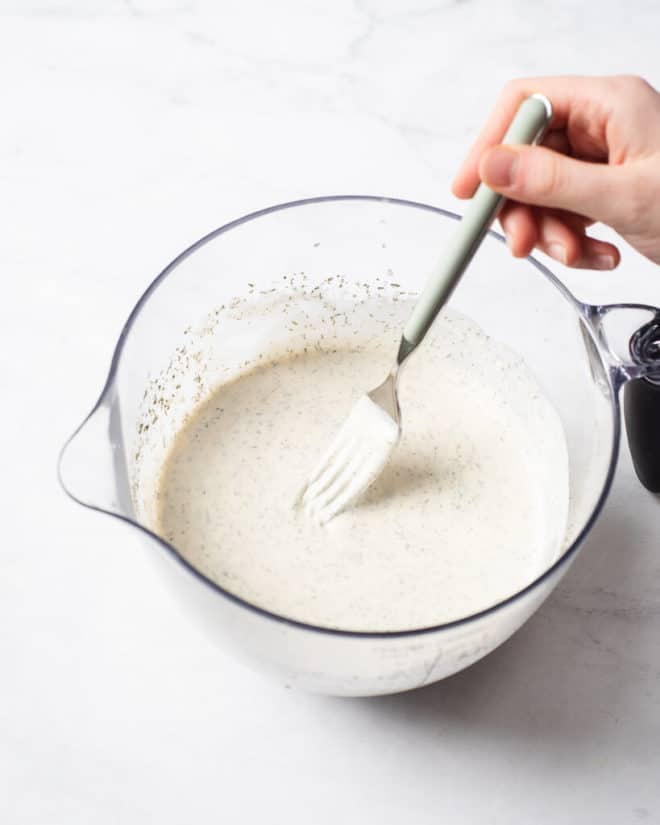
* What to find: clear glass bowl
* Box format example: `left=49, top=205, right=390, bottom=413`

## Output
left=58, top=196, right=660, bottom=696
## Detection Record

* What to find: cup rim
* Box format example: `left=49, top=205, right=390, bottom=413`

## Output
left=59, top=194, right=620, bottom=639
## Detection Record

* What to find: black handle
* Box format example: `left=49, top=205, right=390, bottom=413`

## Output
left=624, top=313, right=660, bottom=493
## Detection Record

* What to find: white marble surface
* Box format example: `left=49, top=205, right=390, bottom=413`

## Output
left=2, top=1, right=660, bottom=822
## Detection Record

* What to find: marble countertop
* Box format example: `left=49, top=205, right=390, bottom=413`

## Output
left=2, top=1, right=660, bottom=822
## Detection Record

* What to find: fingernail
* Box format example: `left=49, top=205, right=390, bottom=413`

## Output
left=547, top=242, right=567, bottom=264
left=592, top=254, right=616, bottom=270
left=482, top=147, right=519, bottom=187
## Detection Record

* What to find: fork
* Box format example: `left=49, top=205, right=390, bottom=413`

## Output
left=297, top=94, right=553, bottom=523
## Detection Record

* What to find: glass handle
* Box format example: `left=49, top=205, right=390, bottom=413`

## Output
left=58, top=391, right=133, bottom=516
left=585, top=302, right=660, bottom=493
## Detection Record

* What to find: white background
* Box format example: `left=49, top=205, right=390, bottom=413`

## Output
left=2, top=1, right=660, bottom=822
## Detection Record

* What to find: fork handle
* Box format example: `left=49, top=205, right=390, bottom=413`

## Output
left=401, top=94, right=553, bottom=351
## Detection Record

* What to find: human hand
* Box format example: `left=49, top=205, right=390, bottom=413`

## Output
left=452, top=75, right=660, bottom=268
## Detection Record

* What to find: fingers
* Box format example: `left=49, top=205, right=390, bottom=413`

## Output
left=551, top=209, right=595, bottom=231
left=500, top=205, right=620, bottom=269
left=451, top=75, right=660, bottom=265
left=535, top=209, right=583, bottom=265
left=479, top=144, right=624, bottom=226
left=542, top=130, right=572, bottom=156
left=452, top=75, right=618, bottom=198
left=499, top=203, right=537, bottom=257
left=453, top=127, right=572, bottom=198
left=576, top=236, right=620, bottom=270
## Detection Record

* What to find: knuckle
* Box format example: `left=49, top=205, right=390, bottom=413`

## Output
left=613, top=74, right=652, bottom=95
left=629, top=74, right=650, bottom=91
left=501, top=78, right=525, bottom=101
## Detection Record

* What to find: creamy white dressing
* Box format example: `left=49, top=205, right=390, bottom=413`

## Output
left=155, top=312, right=570, bottom=632
left=297, top=393, right=401, bottom=523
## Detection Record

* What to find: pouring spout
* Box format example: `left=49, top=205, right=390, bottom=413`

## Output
left=58, top=390, right=133, bottom=517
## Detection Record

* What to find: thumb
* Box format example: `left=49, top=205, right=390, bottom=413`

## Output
left=479, top=144, right=624, bottom=227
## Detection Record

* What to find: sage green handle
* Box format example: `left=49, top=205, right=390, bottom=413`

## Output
left=402, top=93, right=553, bottom=347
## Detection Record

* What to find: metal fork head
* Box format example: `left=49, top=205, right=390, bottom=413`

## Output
left=295, top=380, right=401, bottom=524
left=295, top=335, right=420, bottom=524
left=367, top=369, right=401, bottom=426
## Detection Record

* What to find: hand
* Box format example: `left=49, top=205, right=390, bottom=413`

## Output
left=452, top=75, right=660, bottom=268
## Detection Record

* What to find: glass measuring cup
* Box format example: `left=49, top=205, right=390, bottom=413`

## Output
left=58, top=196, right=660, bottom=697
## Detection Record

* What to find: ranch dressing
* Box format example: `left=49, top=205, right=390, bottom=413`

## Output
left=156, top=312, right=569, bottom=632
